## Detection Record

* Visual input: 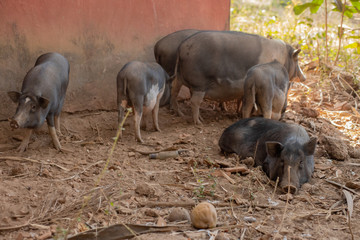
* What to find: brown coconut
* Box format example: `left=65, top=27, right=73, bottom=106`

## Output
left=190, top=202, right=217, bottom=229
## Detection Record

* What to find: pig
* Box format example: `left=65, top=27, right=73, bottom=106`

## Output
left=117, top=61, right=168, bottom=143
left=218, top=117, right=317, bottom=193
left=7, top=52, right=70, bottom=152
left=154, top=29, right=200, bottom=106
left=170, top=31, right=306, bottom=124
left=242, top=60, right=290, bottom=120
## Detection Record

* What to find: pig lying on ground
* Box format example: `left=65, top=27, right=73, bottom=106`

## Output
left=219, top=117, right=317, bottom=193
left=242, top=60, right=290, bottom=120
left=117, top=61, right=168, bottom=143
left=8, top=52, right=70, bottom=152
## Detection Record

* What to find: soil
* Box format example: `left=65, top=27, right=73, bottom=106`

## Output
left=0, top=66, right=359, bottom=240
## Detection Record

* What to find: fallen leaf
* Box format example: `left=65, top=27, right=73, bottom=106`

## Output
left=157, top=216, right=166, bottom=226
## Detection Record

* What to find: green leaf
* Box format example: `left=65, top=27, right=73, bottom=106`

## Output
left=293, top=0, right=324, bottom=15
left=344, top=42, right=359, bottom=49
left=350, top=0, right=360, bottom=11
left=344, top=42, right=360, bottom=54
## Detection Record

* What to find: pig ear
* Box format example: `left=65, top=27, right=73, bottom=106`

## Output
left=303, top=137, right=317, bottom=156
left=38, top=96, right=49, bottom=109
left=292, top=49, right=301, bottom=60
left=266, top=141, right=284, bottom=158
left=7, top=91, right=21, bottom=103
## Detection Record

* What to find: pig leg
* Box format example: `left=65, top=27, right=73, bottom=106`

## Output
left=54, top=115, right=62, bottom=136
left=258, top=91, right=273, bottom=119
left=242, top=84, right=255, bottom=118
left=271, top=90, right=285, bottom=120
left=17, top=128, right=33, bottom=152
left=170, top=76, right=184, bottom=117
left=47, top=114, right=62, bottom=151
left=190, top=91, right=205, bottom=125
left=152, top=92, right=163, bottom=132
left=134, top=109, right=144, bottom=143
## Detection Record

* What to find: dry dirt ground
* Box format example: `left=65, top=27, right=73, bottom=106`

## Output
left=0, top=66, right=359, bottom=240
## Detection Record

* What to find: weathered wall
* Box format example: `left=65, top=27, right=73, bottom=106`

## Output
left=0, top=0, right=230, bottom=120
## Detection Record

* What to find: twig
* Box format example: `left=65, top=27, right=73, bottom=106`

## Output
left=230, top=200, right=239, bottom=223
left=338, top=75, right=360, bottom=101
left=343, top=190, right=354, bottom=240
left=0, top=156, right=69, bottom=171
left=325, top=179, right=359, bottom=195
left=272, top=177, right=280, bottom=199
left=139, top=201, right=282, bottom=209
left=240, top=228, right=247, bottom=240
left=57, top=161, right=104, bottom=181
left=0, top=221, right=49, bottom=232
left=220, top=170, right=236, bottom=184
left=129, top=146, right=186, bottom=155
left=317, top=90, right=323, bottom=106
left=276, top=166, right=291, bottom=237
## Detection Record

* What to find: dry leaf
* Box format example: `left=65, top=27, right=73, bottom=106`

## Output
left=157, top=216, right=166, bottom=226
left=342, top=190, right=353, bottom=219
left=345, top=181, right=360, bottom=190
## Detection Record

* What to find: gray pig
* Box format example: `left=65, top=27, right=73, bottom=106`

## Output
left=171, top=31, right=306, bottom=124
left=242, top=60, right=290, bottom=120
left=117, top=61, right=168, bottom=143
left=219, top=117, right=317, bottom=193
left=8, top=52, right=69, bottom=152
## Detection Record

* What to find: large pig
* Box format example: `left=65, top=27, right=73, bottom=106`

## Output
left=154, top=29, right=200, bottom=106
left=117, top=61, right=168, bottom=143
left=171, top=31, right=306, bottom=124
left=242, top=60, right=290, bottom=120
left=218, top=118, right=317, bottom=193
left=7, top=52, right=70, bottom=152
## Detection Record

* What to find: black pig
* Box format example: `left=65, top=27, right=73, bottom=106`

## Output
left=219, top=118, right=317, bottom=193
left=8, top=52, right=69, bottom=152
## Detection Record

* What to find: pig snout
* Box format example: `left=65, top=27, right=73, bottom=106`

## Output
left=281, top=184, right=298, bottom=194
left=9, top=118, right=19, bottom=129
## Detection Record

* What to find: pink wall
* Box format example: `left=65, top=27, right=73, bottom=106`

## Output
left=0, top=0, right=230, bottom=119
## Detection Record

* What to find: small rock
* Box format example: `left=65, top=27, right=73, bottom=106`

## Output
left=135, top=183, right=155, bottom=197
left=191, top=202, right=217, bottom=229
left=144, top=208, right=159, bottom=217
left=348, top=146, right=360, bottom=158
left=301, top=183, right=312, bottom=192
left=168, top=207, right=191, bottom=222
left=320, top=135, right=349, bottom=161
left=243, top=216, right=256, bottom=223
left=279, top=193, right=293, bottom=201
left=128, top=152, right=136, bottom=157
